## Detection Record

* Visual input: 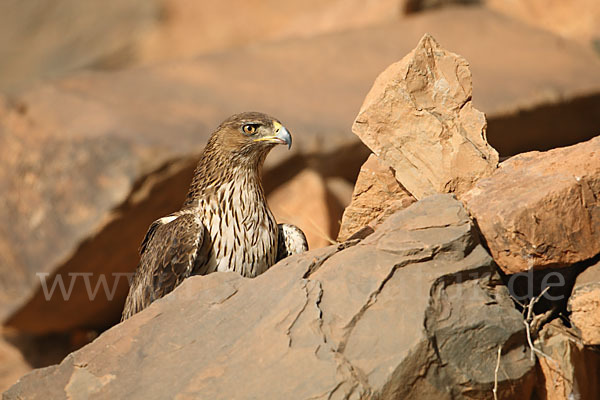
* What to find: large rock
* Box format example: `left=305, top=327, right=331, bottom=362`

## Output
left=136, top=0, right=407, bottom=65
left=568, top=260, right=600, bottom=345
left=338, top=154, right=415, bottom=241
left=534, top=320, right=600, bottom=400
left=0, top=0, right=408, bottom=93
left=4, top=5, right=600, bottom=336
left=486, top=0, right=600, bottom=46
left=0, top=0, right=160, bottom=93
left=353, top=34, right=499, bottom=199
left=461, top=136, right=600, bottom=274
left=4, top=195, right=536, bottom=399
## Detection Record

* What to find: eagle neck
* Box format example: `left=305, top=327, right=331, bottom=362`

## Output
left=182, top=148, right=268, bottom=210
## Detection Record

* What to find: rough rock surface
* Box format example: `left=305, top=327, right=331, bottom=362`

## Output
left=534, top=320, right=600, bottom=400
left=567, top=260, right=600, bottom=345
left=461, top=136, right=600, bottom=274
left=3, top=195, right=536, bottom=399
left=4, top=5, right=600, bottom=336
left=353, top=34, right=499, bottom=200
left=338, top=154, right=415, bottom=241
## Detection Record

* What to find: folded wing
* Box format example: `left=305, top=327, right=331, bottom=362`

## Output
left=122, top=213, right=206, bottom=320
left=276, top=223, right=309, bottom=262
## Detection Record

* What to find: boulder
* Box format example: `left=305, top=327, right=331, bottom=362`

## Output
left=338, top=154, right=415, bottom=241
left=534, top=319, right=600, bottom=400
left=353, top=34, right=499, bottom=200
left=568, top=260, right=600, bottom=345
left=4, top=195, right=536, bottom=399
left=461, top=136, right=600, bottom=274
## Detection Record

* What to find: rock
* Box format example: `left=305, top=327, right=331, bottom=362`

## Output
left=4, top=195, right=536, bottom=399
left=461, top=136, right=600, bottom=274
left=0, top=98, right=163, bottom=327
left=0, top=0, right=161, bottom=93
left=338, top=154, right=415, bottom=241
left=534, top=319, right=600, bottom=400
left=136, top=0, right=407, bottom=65
left=0, top=332, right=30, bottom=394
left=486, top=0, right=600, bottom=46
left=4, top=5, right=600, bottom=336
left=324, top=177, right=355, bottom=239
left=268, top=169, right=333, bottom=250
left=568, top=260, right=600, bottom=345
left=0, top=0, right=409, bottom=92
left=353, top=34, right=499, bottom=200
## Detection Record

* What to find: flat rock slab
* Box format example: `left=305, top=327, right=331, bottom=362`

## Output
left=4, top=195, right=536, bottom=399
left=462, top=136, right=600, bottom=274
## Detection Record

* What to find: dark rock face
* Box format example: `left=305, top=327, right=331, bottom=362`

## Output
left=3, top=195, right=535, bottom=399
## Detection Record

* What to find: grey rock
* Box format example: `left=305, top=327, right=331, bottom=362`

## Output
left=4, top=195, right=535, bottom=400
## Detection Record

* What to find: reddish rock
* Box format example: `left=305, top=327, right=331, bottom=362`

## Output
left=0, top=0, right=160, bottom=93
left=338, top=154, right=415, bottom=241
left=268, top=169, right=332, bottom=249
left=353, top=34, right=499, bottom=200
left=534, top=319, right=600, bottom=400
left=0, top=332, right=30, bottom=394
left=324, top=177, right=355, bottom=239
left=486, top=0, right=600, bottom=45
left=461, top=136, right=600, bottom=274
left=568, top=260, right=600, bottom=345
left=137, top=0, right=407, bottom=64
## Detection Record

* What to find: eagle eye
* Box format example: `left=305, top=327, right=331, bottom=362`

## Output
left=242, top=124, right=259, bottom=135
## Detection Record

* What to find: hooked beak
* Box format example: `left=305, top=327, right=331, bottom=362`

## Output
left=253, top=121, right=292, bottom=149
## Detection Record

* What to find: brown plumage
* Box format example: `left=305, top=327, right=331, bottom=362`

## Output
left=122, top=112, right=308, bottom=320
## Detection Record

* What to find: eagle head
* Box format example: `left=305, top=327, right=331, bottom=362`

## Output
left=209, top=112, right=292, bottom=162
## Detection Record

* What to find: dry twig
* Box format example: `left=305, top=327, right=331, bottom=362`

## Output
left=522, top=287, right=557, bottom=367
left=493, top=345, right=502, bottom=400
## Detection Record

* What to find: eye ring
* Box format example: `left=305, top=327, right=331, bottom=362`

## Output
left=242, top=124, right=258, bottom=135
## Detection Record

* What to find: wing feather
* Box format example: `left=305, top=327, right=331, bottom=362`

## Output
left=122, top=213, right=206, bottom=320
left=276, top=223, right=308, bottom=262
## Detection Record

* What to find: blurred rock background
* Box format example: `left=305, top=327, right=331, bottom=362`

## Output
left=0, top=0, right=599, bottom=395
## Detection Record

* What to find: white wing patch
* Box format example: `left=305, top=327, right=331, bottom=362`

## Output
left=158, top=215, right=179, bottom=224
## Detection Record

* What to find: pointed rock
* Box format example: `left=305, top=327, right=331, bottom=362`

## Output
left=353, top=33, right=499, bottom=199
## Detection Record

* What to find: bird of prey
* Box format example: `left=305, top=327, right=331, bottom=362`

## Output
left=122, top=112, right=308, bottom=320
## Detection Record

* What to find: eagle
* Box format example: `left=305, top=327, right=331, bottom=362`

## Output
left=122, top=112, right=308, bottom=320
